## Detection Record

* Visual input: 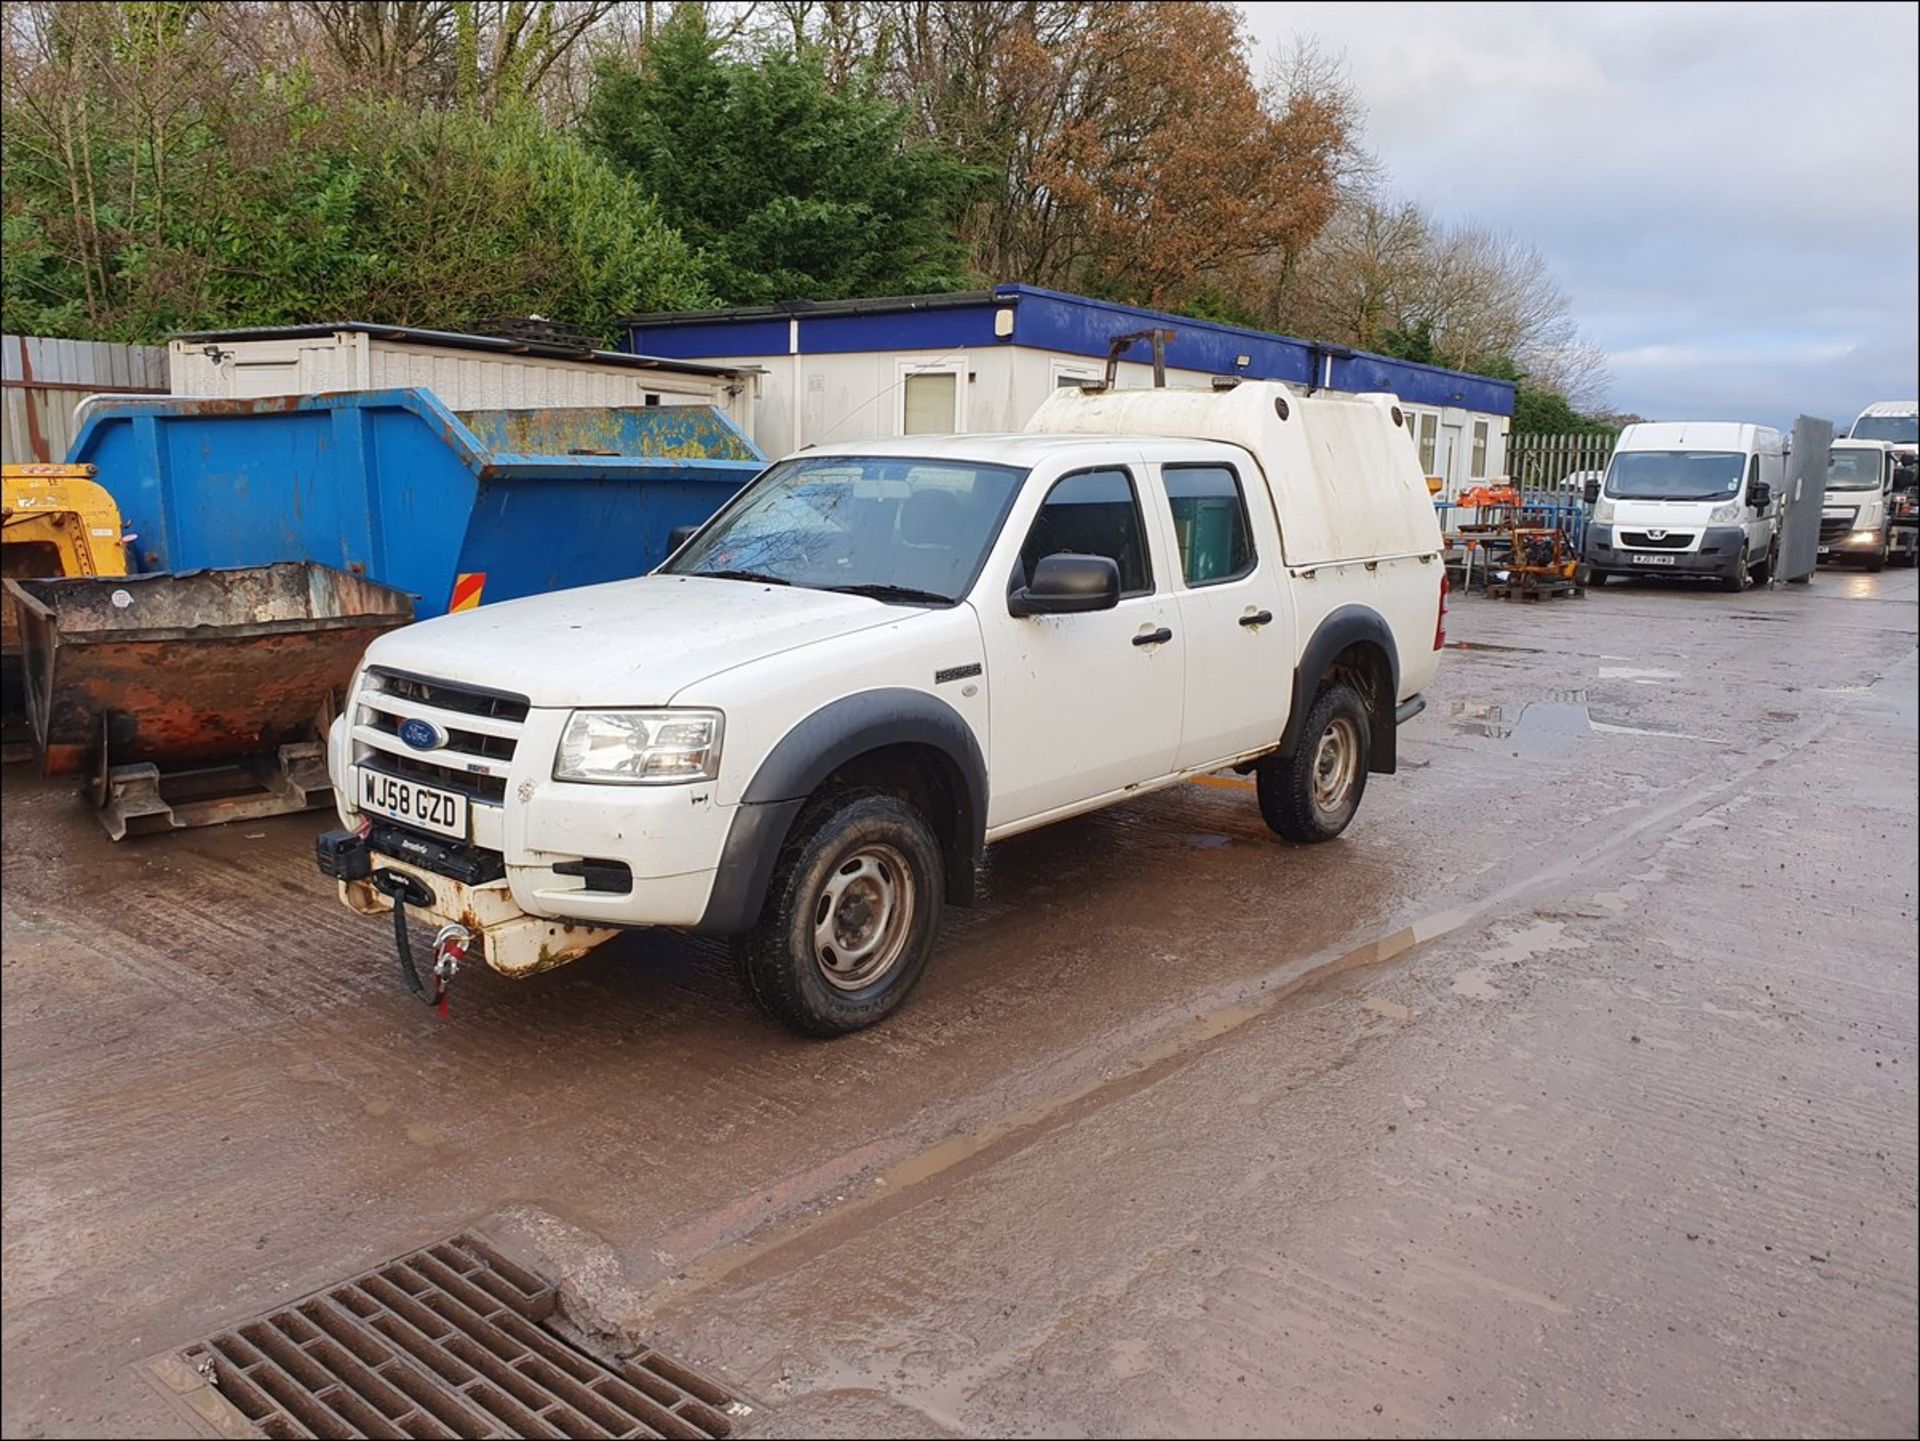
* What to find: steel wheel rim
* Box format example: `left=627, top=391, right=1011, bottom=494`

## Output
left=1312, top=715, right=1360, bottom=815
left=813, top=842, right=915, bottom=990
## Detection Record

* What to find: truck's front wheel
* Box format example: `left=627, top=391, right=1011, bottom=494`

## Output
left=1257, top=684, right=1372, bottom=844
left=735, top=790, right=944, bottom=1036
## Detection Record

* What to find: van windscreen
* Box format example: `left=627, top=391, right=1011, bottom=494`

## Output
left=1604, top=450, right=1745, bottom=502
left=1826, top=448, right=1884, bottom=490
left=1851, top=414, right=1918, bottom=445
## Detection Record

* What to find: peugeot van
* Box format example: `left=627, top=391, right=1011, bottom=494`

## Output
left=1583, top=421, right=1782, bottom=591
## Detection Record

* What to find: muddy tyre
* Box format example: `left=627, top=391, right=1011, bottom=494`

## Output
left=1257, top=683, right=1371, bottom=845
left=1751, top=539, right=1777, bottom=586
left=734, top=789, right=944, bottom=1037
left=1586, top=570, right=1608, bottom=587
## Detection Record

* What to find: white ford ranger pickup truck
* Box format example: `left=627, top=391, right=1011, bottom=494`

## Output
left=315, top=381, right=1448, bottom=1035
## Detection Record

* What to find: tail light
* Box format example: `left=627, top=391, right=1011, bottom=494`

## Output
left=1434, top=570, right=1450, bottom=650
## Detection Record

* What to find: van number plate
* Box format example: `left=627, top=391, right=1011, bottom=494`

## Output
left=1630, top=553, right=1678, bottom=566
left=357, top=767, right=468, bottom=839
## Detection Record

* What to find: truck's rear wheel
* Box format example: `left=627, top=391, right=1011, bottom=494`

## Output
left=734, top=789, right=943, bottom=1036
left=1257, top=684, right=1371, bottom=844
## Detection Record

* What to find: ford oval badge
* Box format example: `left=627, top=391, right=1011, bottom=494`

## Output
left=398, top=717, right=446, bottom=752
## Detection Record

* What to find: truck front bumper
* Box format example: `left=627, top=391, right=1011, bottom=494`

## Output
left=326, top=710, right=731, bottom=934
left=318, top=830, right=620, bottom=977
left=1819, top=525, right=1890, bottom=560
left=1584, top=524, right=1748, bottom=577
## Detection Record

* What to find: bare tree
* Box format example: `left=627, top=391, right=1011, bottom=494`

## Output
left=289, top=1, right=633, bottom=110
left=1271, top=192, right=1610, bottom=408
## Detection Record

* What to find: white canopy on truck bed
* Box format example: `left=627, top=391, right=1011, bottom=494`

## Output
left=1025, top=380, right=1440, bottom=567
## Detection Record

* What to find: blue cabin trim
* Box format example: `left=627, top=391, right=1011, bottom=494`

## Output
left=622, top=285, right=1516, bottom=418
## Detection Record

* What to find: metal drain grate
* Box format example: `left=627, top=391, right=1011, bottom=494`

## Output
left=157, top=1232, right=751, bottom=1440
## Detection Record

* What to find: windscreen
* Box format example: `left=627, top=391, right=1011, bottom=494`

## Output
left=1851, top=413, right=1918, bottom=445
left=1826, top=448, right=1884, bottom=491
left=1603, top=450, right=1745, bottom=502
left=663, top=455, right=1028, bottom=603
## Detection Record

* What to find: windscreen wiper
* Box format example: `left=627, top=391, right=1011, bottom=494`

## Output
left=695, top=568, right=791, bottom=585
left=817, top=582, right=953, bottom=606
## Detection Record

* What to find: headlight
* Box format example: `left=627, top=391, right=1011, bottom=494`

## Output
left=555, top=709, right=723, bottom=784
left=1708, top=503, right=1743, bottom=523
left=1850, top=529, right=1880, bottom=542
left=1592, top=499, right=1616, bottom=524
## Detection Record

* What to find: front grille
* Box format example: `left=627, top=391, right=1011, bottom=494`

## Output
left=1820, top=512, right=1857, bottom=543
left=1618, top=530, right=1695, bottom=550
left=375, top=670, right=529, bottom=724
left=355, top=669, right=528, bottom=808
left=365, top=711, right=515, bottom=763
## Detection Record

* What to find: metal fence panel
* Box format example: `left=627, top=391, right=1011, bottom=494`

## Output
left=1, top=333, right=168, bottom=462
left=1505, top=431, right=1617, bottom=493
left=1778, top=415, right=1833, bottom=582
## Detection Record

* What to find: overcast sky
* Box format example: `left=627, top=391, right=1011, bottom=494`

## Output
left=1242, top=1, right=1919, bottom=429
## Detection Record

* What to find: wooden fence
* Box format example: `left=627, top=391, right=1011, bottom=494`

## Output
left=2, top=334, right=169, bottom=464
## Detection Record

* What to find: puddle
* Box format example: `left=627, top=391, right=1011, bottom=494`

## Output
left=1186, top=834, right=1230, bottom=849
left=1453, top=693, right=1592, bottom=750
left=1483, top=917, right=1588, bottom=965
left=1449, top=966, right=1502, bottom=1000
left=1450, top=699, right=1509, bottom=736
left=1445, top=640, right=1544, bottom=654
left=1506, top=700, right=1592, bottom=753
left=1362, top=997, right=1415, bottom=1021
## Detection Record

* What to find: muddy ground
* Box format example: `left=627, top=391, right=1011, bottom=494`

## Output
left=3, top=566, right=1916, bottom=1439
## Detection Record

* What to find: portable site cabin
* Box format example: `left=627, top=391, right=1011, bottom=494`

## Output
left=621, top=285, right=1516, bottom=503
left=168, top=322, right=760, bottom=435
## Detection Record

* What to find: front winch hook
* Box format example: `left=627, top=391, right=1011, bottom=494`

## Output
left=430, top=922, right=472, bottom=1017
left=369, top=868, right=464, bottom=1015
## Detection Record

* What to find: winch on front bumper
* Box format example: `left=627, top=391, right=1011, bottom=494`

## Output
left=315, top=824, right=618, bottom=983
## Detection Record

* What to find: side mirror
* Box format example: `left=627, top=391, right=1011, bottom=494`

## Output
left=1749, top=481, right=1772, bottom=510
left=667, top=523, right=700, bottom=552
left=1009, top=552, right=1121, bottom=617
left=1582, top=478, right=1601, bottom=505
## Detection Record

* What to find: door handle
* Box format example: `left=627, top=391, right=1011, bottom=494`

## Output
left=1238, top=609, right=1274, bottom=628
left=1132, top=626, right=1173, bottom=647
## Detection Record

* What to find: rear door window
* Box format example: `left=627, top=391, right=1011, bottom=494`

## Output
left=1162, top=464, right=1256, bottom=586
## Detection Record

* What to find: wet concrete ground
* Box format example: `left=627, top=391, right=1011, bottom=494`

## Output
left=3, top=567, right=1916, bottom=1439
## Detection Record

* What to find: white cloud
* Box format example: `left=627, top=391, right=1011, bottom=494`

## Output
left=1242, top=0, right=1919, bottom=425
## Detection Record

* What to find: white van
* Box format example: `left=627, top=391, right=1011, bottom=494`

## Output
left=1847, top=400, right=1918, bottom=449
left=1582, top=421, right=1783, bottom=591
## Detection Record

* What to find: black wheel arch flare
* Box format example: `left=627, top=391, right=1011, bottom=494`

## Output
left=694, top=688, right=988, bottom=936
left=1279, top=605, right=1404, bottom=775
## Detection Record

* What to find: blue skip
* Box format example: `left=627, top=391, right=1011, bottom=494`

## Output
left=69, top=389, right=766, bottom=618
